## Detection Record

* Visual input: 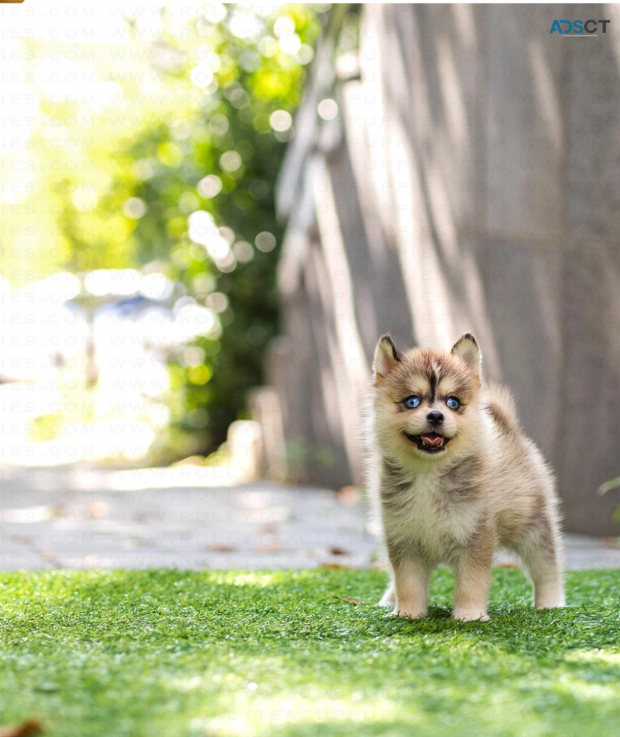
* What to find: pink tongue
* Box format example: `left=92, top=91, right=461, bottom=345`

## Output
left=421, top=433, right=444, bottom=447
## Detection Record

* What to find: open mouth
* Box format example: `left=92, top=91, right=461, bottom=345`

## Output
left=402, top=431, right=451, bottom=454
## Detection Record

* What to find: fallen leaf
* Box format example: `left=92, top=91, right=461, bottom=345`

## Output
left=50, top=504, right=66, bottom=519
left=337, top=486, right=361, bottom=506
left=82, top=555, right=102, bottom=566
left=205, top=544, right=237, bottom=553
left=255, top=543, right=283, bottom=553
left=40, top=554, right=59, bottom=564
left=601, top=537, right=620, bottom=548
left=85, top=501, right=109, bottom=519
left=0, top=720, right=44, bottom=737
left=334, top=596, right=362, bottom=606
left=329, top=546, right=349, bottom=556
left=12, top=535, right=33, bottom=546
left=496, top=562, right=518, bottom=569
left=320, top=563, right=350, bottom=570
left=258, top=523, right=278, bottom=535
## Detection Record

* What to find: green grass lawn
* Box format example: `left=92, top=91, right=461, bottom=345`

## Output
left=1, top=568, right=620, bottom=736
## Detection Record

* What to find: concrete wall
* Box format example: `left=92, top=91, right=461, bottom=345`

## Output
left=266, top=4, right=620, bottom=535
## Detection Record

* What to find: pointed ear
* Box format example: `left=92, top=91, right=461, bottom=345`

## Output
left=451, top=332, right=481, bottom=377
left=373, top=334, right=401, bottom=383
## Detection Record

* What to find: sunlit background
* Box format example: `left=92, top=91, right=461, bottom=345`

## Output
left=0, top=1, right=336, bottom=471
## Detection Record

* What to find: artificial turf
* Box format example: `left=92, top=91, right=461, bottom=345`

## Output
left=0, top=568, right=619, bottom=736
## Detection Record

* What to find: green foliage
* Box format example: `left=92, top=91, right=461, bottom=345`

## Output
left=28, top=413, right=63, bottom=443
left=28, top=5, right=327, bottom=459
left=598, top=477, right=620, bottom=496
left=1, top=568, right=620, bottom=735
left=596, top=477, right=620, bottom=521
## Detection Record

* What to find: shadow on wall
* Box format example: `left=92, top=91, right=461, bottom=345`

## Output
left=262, top=4, right=620, bottom=535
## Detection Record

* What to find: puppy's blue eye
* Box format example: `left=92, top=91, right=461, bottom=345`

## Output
left=447, top=397, right=460, bottom=410
left=404, top=396, right=420, bottom=409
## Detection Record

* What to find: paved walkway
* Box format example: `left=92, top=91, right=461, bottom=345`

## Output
left=0, top=466, right=619, bottom=571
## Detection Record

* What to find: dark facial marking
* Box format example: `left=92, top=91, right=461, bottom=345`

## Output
left=428, top=370, right=438, bottom=403
left=381, top=334, right=401, bottom=364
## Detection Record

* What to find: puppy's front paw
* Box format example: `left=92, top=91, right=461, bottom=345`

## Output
left=536, top=598, right=566, bottom=610
left=535, top=583, right=565, bottom=610
left=453, top=607, right=489, bottom=622
left=393, top=605, right=428, bottom=620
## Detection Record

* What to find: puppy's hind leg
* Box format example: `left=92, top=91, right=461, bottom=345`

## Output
left=378, top=581, right=395, bottom=607
left=517, top=514, right=565, bottom=609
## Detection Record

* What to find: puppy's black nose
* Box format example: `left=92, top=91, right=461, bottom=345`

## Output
left=427, top=411, right=444, bottom=427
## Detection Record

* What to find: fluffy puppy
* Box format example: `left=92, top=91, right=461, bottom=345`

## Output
left=367, top=332, right=564, bottom=621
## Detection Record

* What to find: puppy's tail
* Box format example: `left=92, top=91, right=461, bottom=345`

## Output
left=484, top=382, right=520, bottom=433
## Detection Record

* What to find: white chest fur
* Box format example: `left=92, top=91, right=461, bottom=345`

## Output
left=381, top=470, right=480, bottom=561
